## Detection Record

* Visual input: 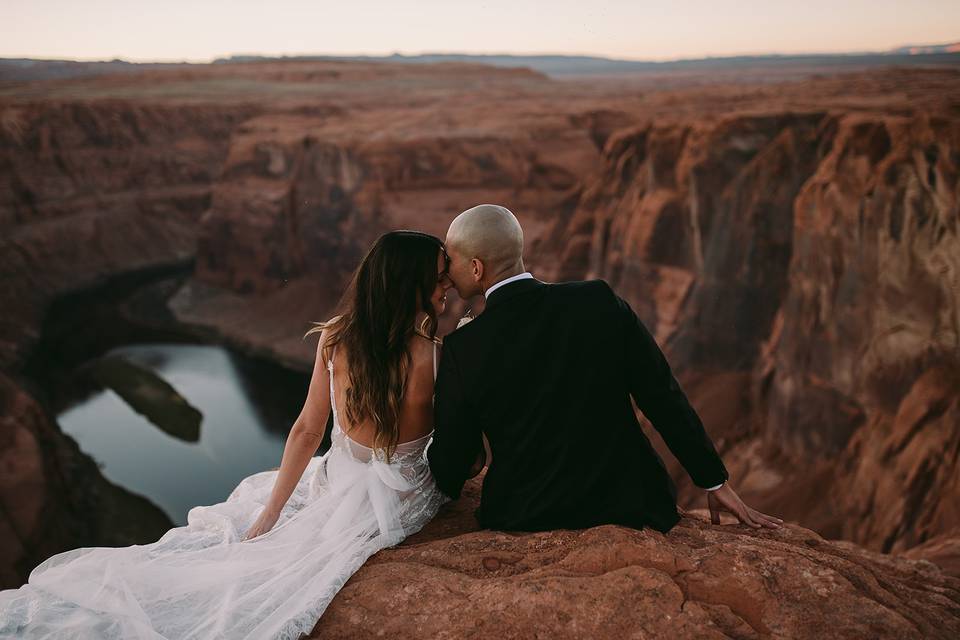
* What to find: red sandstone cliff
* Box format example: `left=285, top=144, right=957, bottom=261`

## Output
left=309, top=473, right=960, bottom=639
left=1, top=60, right=959, bottom=633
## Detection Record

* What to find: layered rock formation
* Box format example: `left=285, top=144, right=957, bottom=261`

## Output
left=0, top=100, right=262, bottom=367
left=1, top=59, right=959, bottom=631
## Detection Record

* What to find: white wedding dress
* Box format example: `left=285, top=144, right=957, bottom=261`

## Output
left=0, top=342, right=450, bottom=639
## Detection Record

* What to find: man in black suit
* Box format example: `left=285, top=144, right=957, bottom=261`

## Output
left=427, top=204, right=782, bottom=534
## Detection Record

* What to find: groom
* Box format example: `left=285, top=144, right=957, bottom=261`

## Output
left=427, top=204, right=782, bottom=533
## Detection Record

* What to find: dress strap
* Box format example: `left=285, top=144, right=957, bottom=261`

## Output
left=432, top=341, right=438, bottom=381
left=327, top=345, right=338, bottom=420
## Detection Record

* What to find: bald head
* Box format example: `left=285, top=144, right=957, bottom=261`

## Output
left=447, top=204, right=523, bottom=272
left=444, top=204, right=526, bottom=298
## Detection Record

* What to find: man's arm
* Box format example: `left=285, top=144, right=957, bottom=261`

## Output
left=613, top=290, right=729, bottom=490
left=427, top=340, right=484, bottom=499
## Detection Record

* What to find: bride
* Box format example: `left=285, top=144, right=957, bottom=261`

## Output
left=0, top=230, right=470, bottom=639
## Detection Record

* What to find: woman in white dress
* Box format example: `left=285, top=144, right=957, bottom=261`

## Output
left=0, top=230, right=466, bottom=639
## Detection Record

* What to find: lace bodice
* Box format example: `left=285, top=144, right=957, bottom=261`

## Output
left=323, top=340, right=443, bottom=537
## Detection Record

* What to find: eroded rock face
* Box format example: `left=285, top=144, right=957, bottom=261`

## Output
left=766, top=114, right=959, bottom=456
left=837, top=365, right=960, bottom=552
left=0, top=372, right=49, bottom=587
left=903, top=528, right=960, bottom=578
left=311, top=475, right=960, bottom=639
left=0, top=371, right=171, bottom=589
left=0, top=100, right=259, bottom=371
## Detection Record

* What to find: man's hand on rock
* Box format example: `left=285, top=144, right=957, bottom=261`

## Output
left=707, top=484, right=783, bottom=529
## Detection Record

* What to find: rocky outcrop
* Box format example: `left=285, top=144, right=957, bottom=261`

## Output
left=310, top=474, right=960, bottom=639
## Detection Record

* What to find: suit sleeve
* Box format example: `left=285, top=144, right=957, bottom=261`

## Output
left=613, top=289, right=730, bottom=489
left=427, top=339, right=483, bottom=500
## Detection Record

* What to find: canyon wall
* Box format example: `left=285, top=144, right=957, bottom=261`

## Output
left=549, top=106, right=960, bottom=553
left=0, top=100, right=260, bottom=370
left=1, top=61, right=958, bottom=602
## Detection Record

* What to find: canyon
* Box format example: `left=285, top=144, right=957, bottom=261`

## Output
left=1, top=58, right=959, bottom=634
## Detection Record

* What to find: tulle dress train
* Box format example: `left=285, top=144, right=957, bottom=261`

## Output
left=0, top=343, right=450, bottom=639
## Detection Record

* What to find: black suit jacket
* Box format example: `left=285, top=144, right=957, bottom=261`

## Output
left=427, top=277, right=729, bottom=534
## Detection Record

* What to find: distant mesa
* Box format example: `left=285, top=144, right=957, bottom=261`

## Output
left=891, top=41, right=960, bottom=55
left=2, top=41, right=960, bottom=84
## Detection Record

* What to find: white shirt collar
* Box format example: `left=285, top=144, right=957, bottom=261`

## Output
left=484, top=272, right=534, bottom=299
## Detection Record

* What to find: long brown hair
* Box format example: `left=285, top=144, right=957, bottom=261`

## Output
left=304, top=230, right=446, bottom=460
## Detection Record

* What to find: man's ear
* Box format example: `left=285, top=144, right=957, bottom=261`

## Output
left=470, top=258, right=484, bottom=283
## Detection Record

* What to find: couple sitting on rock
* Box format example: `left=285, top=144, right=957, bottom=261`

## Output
left=0, top=204, right=781, bottom=639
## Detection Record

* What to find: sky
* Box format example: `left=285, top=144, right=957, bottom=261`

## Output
left=3, top=0, right=959, bottom=63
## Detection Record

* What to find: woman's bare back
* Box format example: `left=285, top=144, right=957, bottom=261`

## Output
left=328, top=333, right=439, bottom=448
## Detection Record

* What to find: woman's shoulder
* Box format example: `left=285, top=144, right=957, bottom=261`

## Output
left=306, top=315, right=345, bottom=364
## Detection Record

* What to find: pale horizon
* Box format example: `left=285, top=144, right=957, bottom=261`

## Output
left=3, top=0, right=959, bottom=65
